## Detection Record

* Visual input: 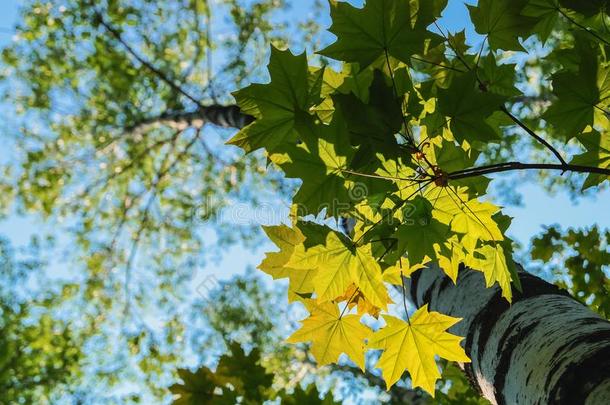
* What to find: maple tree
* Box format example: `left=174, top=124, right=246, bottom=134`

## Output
left=227, top=0, right=610, bottom=396
left=2, top=0, right=610, bottom=402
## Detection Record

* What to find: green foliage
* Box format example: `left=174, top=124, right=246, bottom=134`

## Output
left=532, top=226, right=610, bottom=318
left=170, top=341, right=338, bottom=404
left=318, top=0, right=444, bottom=68
left=0, top=239, right=83, bottom=404
left=0, top=0, right=322, bottom=338
left=170, top=343, right=273, bottom=404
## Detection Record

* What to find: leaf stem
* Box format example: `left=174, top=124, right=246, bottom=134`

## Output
left=400, top=263, right=411, bottom=326
left=339, top=287, right=360, bottom=319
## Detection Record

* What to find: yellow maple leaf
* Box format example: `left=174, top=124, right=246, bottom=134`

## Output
left=427, top=187, right=503, bottom=252
left=287, top=300, right=371, bottom=370
left=470, top=244, right=512, bottom=301
left=368, top=305, right=470, bottom=395
left=435, top=235, right=466, bottom=283
left=335, top=283, right=392, bottom=318
left=382, top=258, right=429, bottom=285
left=287, top=231, right=389, bottom=309
left=259, top=225, right=316, bottom=301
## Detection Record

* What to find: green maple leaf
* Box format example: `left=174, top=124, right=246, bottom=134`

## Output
left=227, top=46, right=318, bottom=153
left=522, top=0, right=560, bottom=42
left=570, top=131, right=610, bottom=189
left=170, top=367, right=235, bottom=405
left=542, top=42, right=610, bottom=138
left=270, top=113, right=356, bottom=217
left=478, top=54, right=521, bottom=97
left=543, top=71, right=600, bottom=137
left=215, top=343, right=273, bottom=400
left=437, top=72, right=505, bottom=144
left=318, top=0, right=442, bottom=68
left=334, top=71, right=403, bottom=162
left=279, top=385, right=340, bottom=405
left=393, top=196, right=450, bottom=265
left=468, top=0, right=536, bottom=51
left=433, top=139, right=477, bottom=173
left=170, top=343, right=273, bottom=404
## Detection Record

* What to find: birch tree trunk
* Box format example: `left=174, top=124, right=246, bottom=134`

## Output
left=407, top=265, right=610, bottom=405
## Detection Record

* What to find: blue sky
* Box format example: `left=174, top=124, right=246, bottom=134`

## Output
left=0, top=0, right=608, bottom=287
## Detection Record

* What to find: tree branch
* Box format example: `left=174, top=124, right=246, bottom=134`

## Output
left=126, top=105, right=254, bottom=135
left=92, top=9, right=205, bottom=109
left=500, top=106, right=568, bottom=166
left=447, top=161, right=610, bottom=181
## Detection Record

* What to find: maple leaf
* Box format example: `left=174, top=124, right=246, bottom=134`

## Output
left=368, top=305, right=470, bottom=395
left=259, top=225, right=315, bottom=301
left=227, top=46, right=319, bottom=153
left=393, top=196, right=450, bottom=265
left=471, top=244, right=513, bottom=301
left=435, top=235, right=467, bottom=283
left=336, top=283, right=392, bottom=318
left=570, top=131, right=610, bottom=189
left=429, top=187, right=504, bottom=252
left=318, top=0, right=442, bottom=68
left=468, top=0, right=536, bottom=51
left=522, top=0, right=560, bottom=42
left=543, top=71, right=601, bottom=137
left=437, top=72, right=506, bottom=144
left=269, top=112, right=357, bottom=217
left=382, top=258, right=429, bottom=285
left=287, top=229, right=390, bottom=309
left=287, top=300, right=371, bottom=370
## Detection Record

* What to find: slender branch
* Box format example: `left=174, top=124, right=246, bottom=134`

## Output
left=92, top=10, right=205, bottom=109
left=500, top=106, right=568, bottom=166
left=448, top=162, right=610, bottom=180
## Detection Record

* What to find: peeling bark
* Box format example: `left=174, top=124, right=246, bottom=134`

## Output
left=407, top=265, right=610, bottom=405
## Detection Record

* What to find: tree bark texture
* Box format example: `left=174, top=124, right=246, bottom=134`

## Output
left=407, top=265, right=610, bottom=405
left=127, top=105, right=253, bottom=135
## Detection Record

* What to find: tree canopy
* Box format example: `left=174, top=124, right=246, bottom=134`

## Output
left=0, top=0, right=608, bottom=403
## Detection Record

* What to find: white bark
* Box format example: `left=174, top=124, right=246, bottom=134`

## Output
left=127, top=105, right=253, bottom=135
left=407, top=265, right=610, bottom=405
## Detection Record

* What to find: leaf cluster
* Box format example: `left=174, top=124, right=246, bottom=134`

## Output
left=229, top=0, right=610, bottom=394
